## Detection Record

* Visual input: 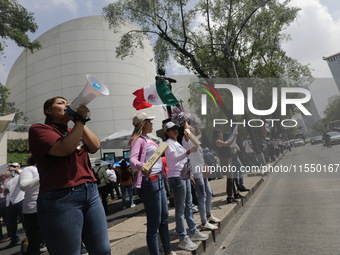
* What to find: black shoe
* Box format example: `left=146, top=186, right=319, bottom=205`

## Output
left=239, top=186, right=250, bottom=192
left=226, top=197, right=239, bottom=204
left=234, top=194, right=245, bottom=199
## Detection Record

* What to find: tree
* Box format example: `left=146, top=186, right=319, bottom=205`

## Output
left=103, top=0, right=313, bottom=142
left=0, top=82, right=27, bottom=122
left=0, top=0, right=40, bottom=53
left=322, top=96, right=340, bottom=126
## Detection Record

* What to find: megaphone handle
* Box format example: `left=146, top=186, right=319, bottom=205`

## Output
left=66, top=107, right=77, bottom=116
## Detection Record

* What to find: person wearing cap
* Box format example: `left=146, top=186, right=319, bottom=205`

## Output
left=129, top=112, right=176, bottom=255
left=3, top=162, right=25, bottom=248
left=28, top=97, right=110, bottom=255
left=164, top=121, right=208, bottom=252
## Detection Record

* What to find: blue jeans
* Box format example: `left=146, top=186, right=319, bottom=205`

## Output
left=194, top=177, right=212, bottom=224
left=37, top=182, right=111, bottom=255
left=137, top=173, right=170, bottom=255
left=233, top=155, right=244, bottom=187
left=246, top=152, right=261, bottom=167
left=120, top=184, right=134, bottom=207
left=168, top=177, right=196, bottom=238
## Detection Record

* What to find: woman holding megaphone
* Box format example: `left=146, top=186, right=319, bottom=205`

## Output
left=29, top=96, right=111, bottom=255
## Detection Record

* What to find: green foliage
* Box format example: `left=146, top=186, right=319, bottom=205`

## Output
left=7, top=139, right=29, bottom=153
left=0, top=0, right=41, bottom=53
left=0, top=83, right=27, bottom=122
left=104, top=0, right=313, bottom=141
left=323, top=96, right=340, bottom=124
left=7, top=152, right=30, bottom=166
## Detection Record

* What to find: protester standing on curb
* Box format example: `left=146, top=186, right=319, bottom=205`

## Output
left=130, top=112, right=176, bottom=255
left=29, top=96, right=111, bottom=255
left=181, top=123, right=221, bottom=231
left=118, top=160, right=136, bottom=209
left=165, top=121, right=208, bottom=252
left=19, top=156, right=44, bottom=255
left=106, top=164, right=121, bottom=200
left=3, top=162, right=25, bottom=249
left=212, top=129, right=240, bottom=204
left=94, top=159, right=111, bottom=215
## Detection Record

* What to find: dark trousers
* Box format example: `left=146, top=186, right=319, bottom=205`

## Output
left=7, top=200, right=23, bottom=243
left=98, top=185, right=109, bottom=213
left=226, top=178, right=238, bottom=198
left=23, top=213, right=42, bottom=255
left=107, top=182, right=121, bottom=199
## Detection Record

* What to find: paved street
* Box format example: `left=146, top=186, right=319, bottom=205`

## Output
left=1, top=143, right=340, bottom=255
left=210, top=143, right=340, bottom=255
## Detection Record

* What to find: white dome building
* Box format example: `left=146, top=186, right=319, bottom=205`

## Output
left=6, top=15, right=165, bottom=147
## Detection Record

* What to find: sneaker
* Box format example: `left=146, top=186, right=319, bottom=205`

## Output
left=80, top=246, right=88, bottom=255
left=40, top=246, right=48, bottom=253
left=226, top=197, right=239, bottom=204
left=131, top=203, right=136, bottom=208
left=234, top=194, right=245, bottom=199
left=190, top=229, right=209, bottom=241
left=239, top=186, right=250, bottom=192
left=191, top=206, right=199, bottom=213
left=201, top=222, right=218, bottom=230
left=207, top=215, right=221, bottom=223
left=178, top=235, right=198, bottom=251
left=168, top=251, right=178, bottom=255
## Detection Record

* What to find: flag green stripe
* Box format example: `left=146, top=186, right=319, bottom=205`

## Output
left=155, top=79, right=179, bottom=105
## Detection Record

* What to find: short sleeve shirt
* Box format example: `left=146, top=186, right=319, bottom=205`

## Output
left=29, top=123, right=96, bottom=194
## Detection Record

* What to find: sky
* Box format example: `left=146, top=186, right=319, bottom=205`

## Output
left=1, top=0, right=340, bottom=116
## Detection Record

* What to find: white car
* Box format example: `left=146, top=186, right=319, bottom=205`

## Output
left=328, top=132, right=340, bottom=145
left=293, top=138, right=305, bottom=147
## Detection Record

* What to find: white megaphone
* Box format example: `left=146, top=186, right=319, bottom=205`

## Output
left=66, top=74, right=110, bottom=116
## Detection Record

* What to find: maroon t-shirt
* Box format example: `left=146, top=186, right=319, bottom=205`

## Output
left=29, top=123, right=96, bottom=194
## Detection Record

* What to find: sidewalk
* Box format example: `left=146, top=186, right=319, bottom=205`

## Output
left=107, top=151, right=287, bottom=255
left=107, top=175, right=264, bottom=255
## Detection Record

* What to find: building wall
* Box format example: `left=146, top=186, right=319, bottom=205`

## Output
left=6, top=15, right=165, bottom=141
left=323, top=52, right=340, bottom=93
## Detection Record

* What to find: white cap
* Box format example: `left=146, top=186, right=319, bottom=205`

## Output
left=9, top=162, right=20, bottom=167
left=94, top=158, right=102, bottom=165
left=163, top=121, right=179, bottom=132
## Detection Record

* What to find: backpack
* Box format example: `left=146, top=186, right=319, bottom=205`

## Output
left=93, top=166, right=102, bottom=184
left=120, top=168, right=131, bottom=182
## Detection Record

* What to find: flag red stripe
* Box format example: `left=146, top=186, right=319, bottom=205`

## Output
left=132, top=88, right=153, bottom=110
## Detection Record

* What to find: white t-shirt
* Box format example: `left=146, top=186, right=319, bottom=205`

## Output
left=5, top=170, right=25, bottom=207
left=243, top=139, right=254, bottom=153
left=182, top=137, right=204, bottom=178
left=19, top=166, right=40, bottom=214
left=165, top=138, right=188, bottom=178
left=106, top=169, right=117, bottom=182
left=144, top=136, right=162, bottom=175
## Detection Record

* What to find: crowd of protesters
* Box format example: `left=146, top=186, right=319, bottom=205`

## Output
left=0, top=94, right=295, bottom=255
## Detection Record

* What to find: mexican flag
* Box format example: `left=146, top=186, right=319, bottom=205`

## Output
left=132, top=80, right=179, bottom=110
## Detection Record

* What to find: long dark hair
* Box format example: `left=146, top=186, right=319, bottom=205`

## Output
left=43, top=96, right=67, bottom=124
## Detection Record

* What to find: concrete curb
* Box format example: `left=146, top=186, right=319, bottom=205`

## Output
left=192, top=177, right=264, bottom=255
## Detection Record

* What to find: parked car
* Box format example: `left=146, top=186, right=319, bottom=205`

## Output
left=293, top=138, right=305, bottom=147
left=327, top=132, right=340, bottom=145
left=310, top=135, right=323, bottom=145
